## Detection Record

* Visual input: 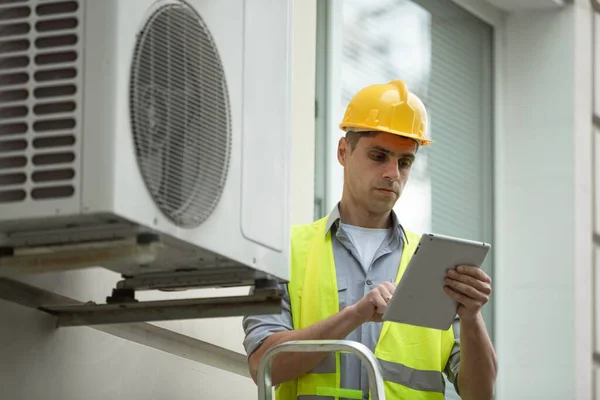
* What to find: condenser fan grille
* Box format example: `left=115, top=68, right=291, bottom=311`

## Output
left=130, top=3, right=232, bottom=228
left=0, top=0, right=81, bottom=204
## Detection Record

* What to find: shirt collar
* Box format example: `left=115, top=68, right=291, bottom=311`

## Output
left=323, top=202, right=410, bottom=245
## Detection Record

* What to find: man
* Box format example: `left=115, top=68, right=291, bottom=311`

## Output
left=242, top=80, right=497, bottom=399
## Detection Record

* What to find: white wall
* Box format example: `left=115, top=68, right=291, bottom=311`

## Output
left=592, top=0, right=600, bottom=395
left=0, top=298, right=255, bottom=400
left=290, top=0, right=318, bottom=226
left=573, top=1, right=594, bottom=398
left=495, top=1, right=593, bottom=399
left=0, top=1, right=317, bottom=399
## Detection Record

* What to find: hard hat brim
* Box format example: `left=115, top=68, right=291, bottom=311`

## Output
left=340, top=123, right=434, bottom=146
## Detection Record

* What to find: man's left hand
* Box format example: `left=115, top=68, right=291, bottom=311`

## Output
left=444, top=266, right=492, bottom=320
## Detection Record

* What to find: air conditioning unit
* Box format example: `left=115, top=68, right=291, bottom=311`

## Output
left=0, top=0, right=292, bottom=316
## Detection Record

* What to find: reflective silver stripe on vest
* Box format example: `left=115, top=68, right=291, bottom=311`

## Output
left=307, top=355, right=445, bottom=393
left=309, top=353, right=336, bottom=374
left=378, top=358, right=445, bottom=393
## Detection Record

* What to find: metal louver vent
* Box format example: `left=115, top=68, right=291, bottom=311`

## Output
left=0, top=0, right=80, bottom=204
left=130, top=2, right=232, bottom=228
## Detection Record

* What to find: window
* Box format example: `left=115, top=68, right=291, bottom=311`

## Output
left=315, top=0, right=494, bottom=397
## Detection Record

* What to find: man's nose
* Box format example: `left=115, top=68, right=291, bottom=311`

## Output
left=383, top=159, right=400, bottom=181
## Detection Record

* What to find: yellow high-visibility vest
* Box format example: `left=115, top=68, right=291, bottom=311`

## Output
left=276, top=217, right=457, bottom=400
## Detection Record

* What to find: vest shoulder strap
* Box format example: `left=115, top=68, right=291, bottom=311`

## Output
left=290, top=217, right=327, bottom=277
left=404, top=230, right=421, bottom=247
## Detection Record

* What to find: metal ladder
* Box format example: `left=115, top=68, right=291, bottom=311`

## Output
left=257, top=339, right=386, bottom=400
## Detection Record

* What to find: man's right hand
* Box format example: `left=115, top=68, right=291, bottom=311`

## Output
left=351, top=282, right=397, bottom=323
left=247, top=284, right=389, bottom=385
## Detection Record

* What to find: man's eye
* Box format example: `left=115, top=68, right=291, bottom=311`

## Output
left=399, top=159, right=413, bottom=169
left=370, top=153, right=386, bottom=162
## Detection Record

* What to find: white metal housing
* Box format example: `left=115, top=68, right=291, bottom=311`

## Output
left=0, top=0, right=293, bottom=286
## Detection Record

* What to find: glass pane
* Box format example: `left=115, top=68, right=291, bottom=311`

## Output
left=342, top=0, right=434, bottom=233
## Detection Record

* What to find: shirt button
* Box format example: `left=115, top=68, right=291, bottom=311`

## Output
left=366, top=279, right=373, bottom=286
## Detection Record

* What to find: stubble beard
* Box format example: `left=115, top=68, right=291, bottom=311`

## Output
left=367, top=190, right=398, bottom=214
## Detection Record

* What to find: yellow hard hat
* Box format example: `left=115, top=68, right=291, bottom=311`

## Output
left=339, top=80, right=433, bottom=146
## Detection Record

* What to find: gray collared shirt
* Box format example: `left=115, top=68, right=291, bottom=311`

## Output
left=242, top=204, right=461, bottom=398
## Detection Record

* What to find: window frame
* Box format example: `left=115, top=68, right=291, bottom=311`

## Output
left=313, top=0, right=506, bottom=343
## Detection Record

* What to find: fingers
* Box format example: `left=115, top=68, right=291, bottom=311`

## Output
left=453, top=265, right=491, bottom=284
left=355, top=282, right=397, bottom=323
left=371, top=315, right=383, bottom=323
left=444, top=266, right=492, bottom=316
left=368, top=282, right=397, bottom=320
left=444, top=277, right=489, bottom=303
left=446, top=269, right=492, bottom=296
left=378, top=282, right=396, bottom=303
left=443, top=285, right=486, bottom=310
left=370, top=293, right=388, bottom=315
left=443, top=286, right=470, bottom=305
left=373, top=283, right=395, bottom=311
left=381, top=281, right=397, bottom=293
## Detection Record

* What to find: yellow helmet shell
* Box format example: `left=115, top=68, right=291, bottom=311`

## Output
left=339, top=80, right=433, bottom=146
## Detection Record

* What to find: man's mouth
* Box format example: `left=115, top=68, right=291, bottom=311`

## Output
left=376, top=188, right=396, bottom=195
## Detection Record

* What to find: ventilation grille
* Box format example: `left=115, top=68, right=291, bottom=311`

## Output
left=0, top=0, right=81, bottom=204
left=130, top=2, right=232, bottom=228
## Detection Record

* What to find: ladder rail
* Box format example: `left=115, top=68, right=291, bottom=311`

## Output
left=257, top=339, right=386, bottom=400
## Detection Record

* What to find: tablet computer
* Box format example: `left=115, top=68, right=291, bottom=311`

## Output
left=382, top=233, right=491, bottom=330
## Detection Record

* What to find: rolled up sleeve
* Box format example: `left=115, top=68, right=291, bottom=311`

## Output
left=242, top=283, right=294, bottom=357
left=444, top=314, right=461, bottom=393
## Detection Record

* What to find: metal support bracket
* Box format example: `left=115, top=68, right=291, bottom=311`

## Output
left=39, top=287, right=281, bottom=326
left=0, top=236, right=284, bottom=326
left=257, top=340, right=386, bottom=400
left=0, top=278, right=253, bottom=377
left=115, top=267, right=261, bottom=292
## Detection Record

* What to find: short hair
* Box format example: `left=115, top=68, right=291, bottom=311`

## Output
left=345, top=130, right=380, bottom=152
left=344, top=130, right=419, bottom=152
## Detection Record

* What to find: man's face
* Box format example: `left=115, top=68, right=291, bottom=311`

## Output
left=338, top=132, right=418, bottom=214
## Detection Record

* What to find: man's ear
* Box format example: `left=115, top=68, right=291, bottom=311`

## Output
left=337, top=137, right=349, bottom=167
